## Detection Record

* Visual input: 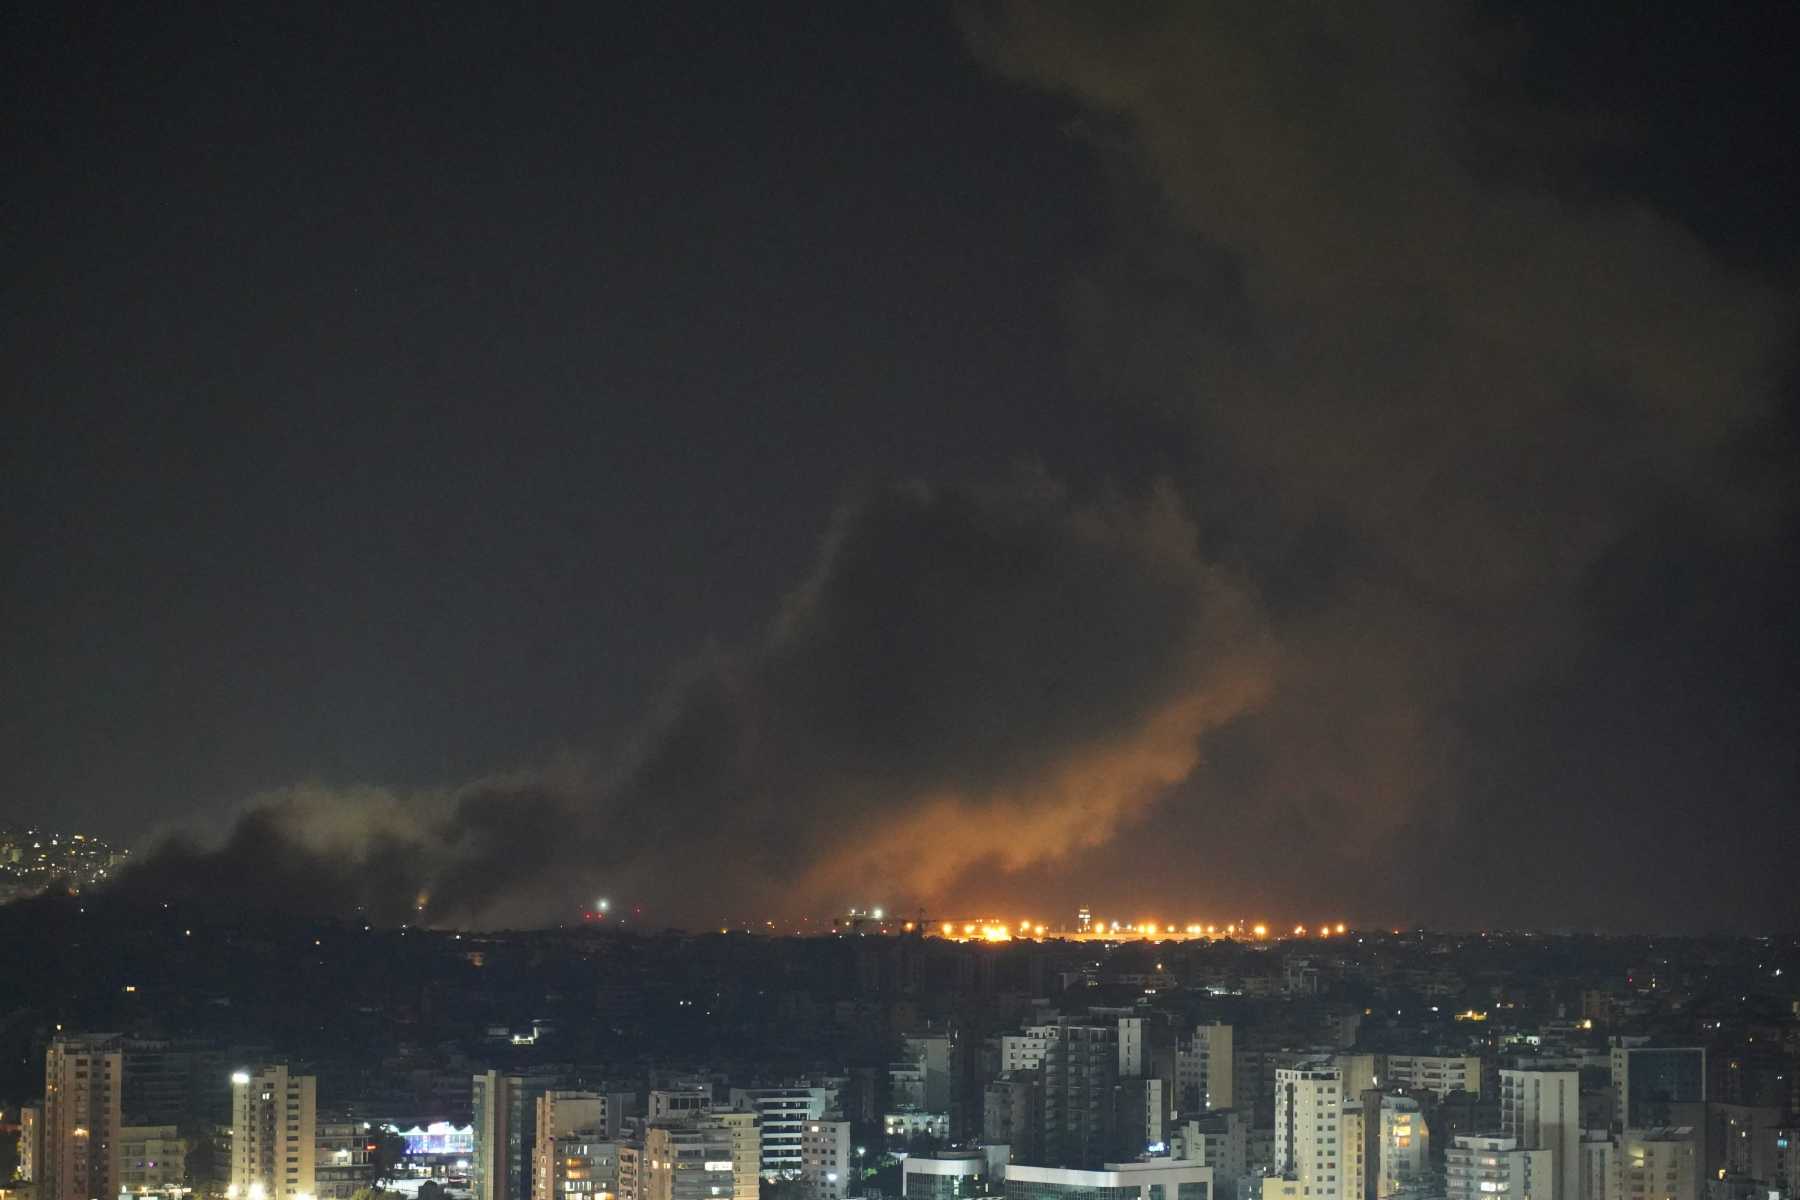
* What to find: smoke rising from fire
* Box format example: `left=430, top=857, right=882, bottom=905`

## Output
left=118, top=475, right=1269, bottom=926
left=957, top=0, right=1792, bottom=926
left=114, top=4, right=1795, bottom=931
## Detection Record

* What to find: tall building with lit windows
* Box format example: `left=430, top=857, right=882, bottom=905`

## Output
left=538, top=1130, right=621, bottom=1200
left=536, top=1093, right=623, bottom=1200
left=797, top=1121, right=852, bottom=1200
left=1610, top=1129, right=1699, bottom=1200
left=727, top=1088, right=834, bottom=1179
left=19, top=1104, right=44, bottom=1185
left=229, top=1064, right=317, bottom=1200
left=1446, top=1135, right=1551, bottom=1200
left=43, top=1033, right=124, bottom=1200
left=315, top=1121, right=374, bottom=1200
left=119, top=1125, right=190, bottom=1195
left=627, top=1113, right=760, bottom=1200
left=1373, top=1095, right=1426, bottom=1199
left=1270, top=1062, right=1345, bottom=1200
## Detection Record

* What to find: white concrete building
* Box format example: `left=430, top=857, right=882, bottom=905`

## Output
left=1273, top=1062, right=1344, bottom=1200
left=728, top=1088, right=834, bottom=1179
left=1002, top=1035, right=1051, bottom=1076
left=797, top=1121, right=852, bottom=1200
left=648, top=1092, right=716, bottom=1122
left=1178, top=1025, right=1234, bottom=1112
left=315, top=1121, right=374, bottom=1200
left=1374, top=1095, right=1428, bottom=1198
left=1500, top=1069, right=1580, bottom=1200
left=118, top=1124, right=188, bottom=1196
left=535, top=1093, right=611, bottom=1200
left=1120, top=1019, right=1147, bottom=1079
left=42, top=1034, right=123, bottom=1200
left=1175, top=1111, right=1247, bottom=1199
left=1382, top=1057, right=1481, bottom=1100
left=629, top=1112, right=759, bottom=1200
left=905, top=1037, right=955, bottom=1114
left=230, top=1064, right=317, bottom=1200
left=18, top=1104, right=43, bottom=1185
left=540, top=1134, right=621, bottom=1200
left=1341, top=1102, right=1367, bottom=1200
left=1447, top=1136, right=1553, bottom=1200
left=1611, top=1129, right=1699, bottom=1200
left=1579, top=1133, right=1613, bottom=1200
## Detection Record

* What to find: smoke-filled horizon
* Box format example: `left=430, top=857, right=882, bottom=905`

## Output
left=14, top=3, right=1799, bottom=932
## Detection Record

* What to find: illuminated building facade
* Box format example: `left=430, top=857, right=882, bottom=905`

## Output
left=536, top=1093, right=623, bottom=1200
left=229, top=1065, right=316, bottom=1200
left=627, top=1113, right=760, bottom=1200
left=1381, top=1057, right=1481, bottom=1101
left=315, top=1122, right=374, bottom=1200
left=796, top=1121, right=851, bottom=1200
left=541, top=1134, right=621, bottom=1200
left=1609, top=1129, right=1698, bottom=1200
left=1272, top=1063, right=1343, bottom=1199
left=1372, top=1096, right=1426, bottom=1199
left=1340, top=1102, right=1366, bottom=1200
left=43, top=1033, right=123, bottom=1200
left=18, top=1105, right=42, bottom=1185
left=1446, top=1136, right=1552, bottom=1200
left=537, top=1095, right=606, bottom=1193
left=119, top=1124, right=189, bottom=1196
left=726, top=1088, right=834, bottom=1178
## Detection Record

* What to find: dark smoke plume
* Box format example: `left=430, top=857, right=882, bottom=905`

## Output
left=117, top=4, right=1795, bottom=931
left=957, top=0, right=1793, bottom=928
left=116, top=474, right=1268, bottom=927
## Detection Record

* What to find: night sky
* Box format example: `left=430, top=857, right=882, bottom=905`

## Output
left=5, top=3, right=1797, bottom=932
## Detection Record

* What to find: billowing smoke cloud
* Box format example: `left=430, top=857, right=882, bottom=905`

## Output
left=116, top=4, right=1794, bottom=931
left=117, top=473, right=1269, bottom=927
left=959, top=1, right=1793, bottom=926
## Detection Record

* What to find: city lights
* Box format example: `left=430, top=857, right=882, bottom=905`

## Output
left=913, top=912, right=1350, bottom=943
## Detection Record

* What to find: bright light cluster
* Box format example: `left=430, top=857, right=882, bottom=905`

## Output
left=926, top=916, right=1355, bottom=942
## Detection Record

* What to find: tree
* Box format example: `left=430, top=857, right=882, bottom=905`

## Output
left=368, top=1128, right=409, bottom=1190
left=185, top=1131, right=220, bottom=1194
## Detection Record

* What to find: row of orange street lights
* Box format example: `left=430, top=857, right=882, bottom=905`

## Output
left=926, top=918, right=1353, bottom=942
left=697, top=911, right=1368, bottom=940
